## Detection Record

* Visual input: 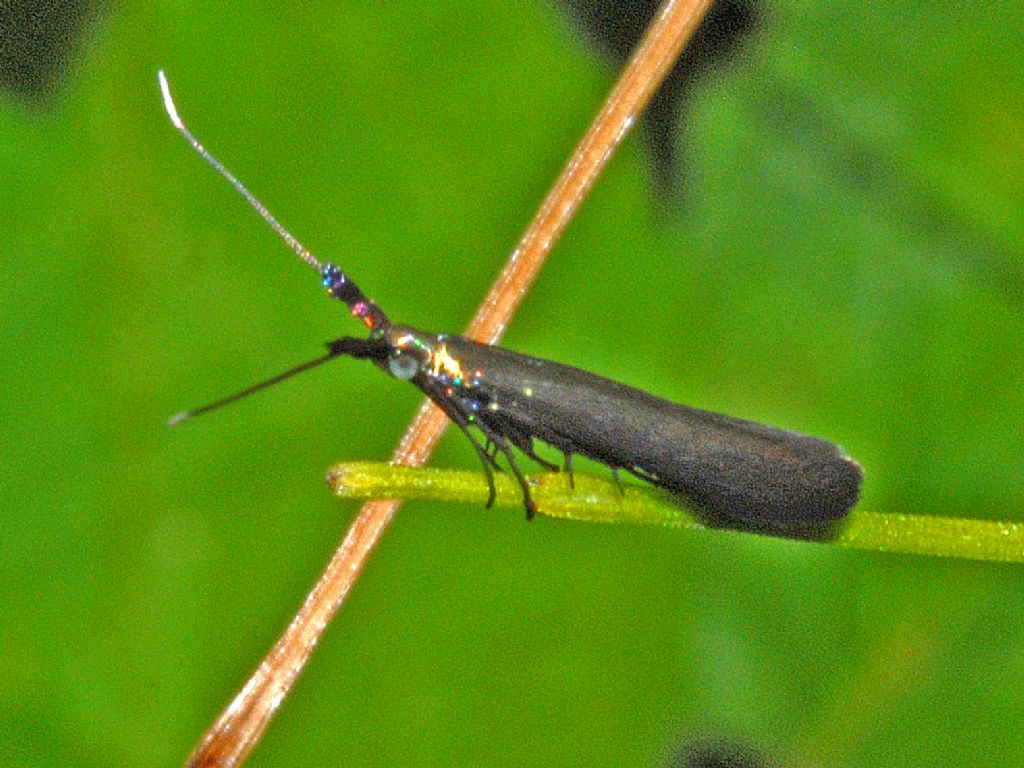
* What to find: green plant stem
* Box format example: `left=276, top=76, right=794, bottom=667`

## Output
left=325, top=462, right=1024, bottom=563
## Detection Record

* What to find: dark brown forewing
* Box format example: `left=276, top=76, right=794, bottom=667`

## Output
left=444, top=336, right=861, bottom=530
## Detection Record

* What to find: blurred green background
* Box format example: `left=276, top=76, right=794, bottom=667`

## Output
left=2, top=2, right=1023, bottom=766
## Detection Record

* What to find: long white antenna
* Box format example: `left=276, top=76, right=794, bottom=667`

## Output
left=157, top=69, right=323, bottom=273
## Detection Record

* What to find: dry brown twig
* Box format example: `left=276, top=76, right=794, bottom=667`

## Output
left=184, top=0, right=713, bottom=764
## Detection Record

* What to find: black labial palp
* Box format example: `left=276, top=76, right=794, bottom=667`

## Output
left=160, top=71, right=862, bottom=533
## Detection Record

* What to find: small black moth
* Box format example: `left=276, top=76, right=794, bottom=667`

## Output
left=160, top=72, right=862, bottom=531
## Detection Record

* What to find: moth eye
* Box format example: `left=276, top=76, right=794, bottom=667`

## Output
left=388, top=350, right=420, bottom=381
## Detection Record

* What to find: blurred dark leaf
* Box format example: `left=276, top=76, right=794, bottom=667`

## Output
left=0, top=0, right=104, bottom=103
left=560, top=0, right=760, bottom=198
left=674, top=739, right=774, bottom=768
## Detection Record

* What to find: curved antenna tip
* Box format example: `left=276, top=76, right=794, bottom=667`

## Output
left=166, top=410, right=192, bottom=428
left=154, top=68, right=327, bottom=275
left=157, top=69, right=184, bottom=129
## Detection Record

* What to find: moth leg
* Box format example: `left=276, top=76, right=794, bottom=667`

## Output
left=563, top=452, right=575, bottom=490
left=507, top=432, right=558, bottom=473
left=499, top=441, right=538, bottom=521
left=458, top=424, right=499, bottom=508
left=474, top=419, right=538, bottom=520
left=483, top=438, right=498, bottom=463
left=611, top=467, right=625, bottom=495
left=431, top=396, right=500, bottom=509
